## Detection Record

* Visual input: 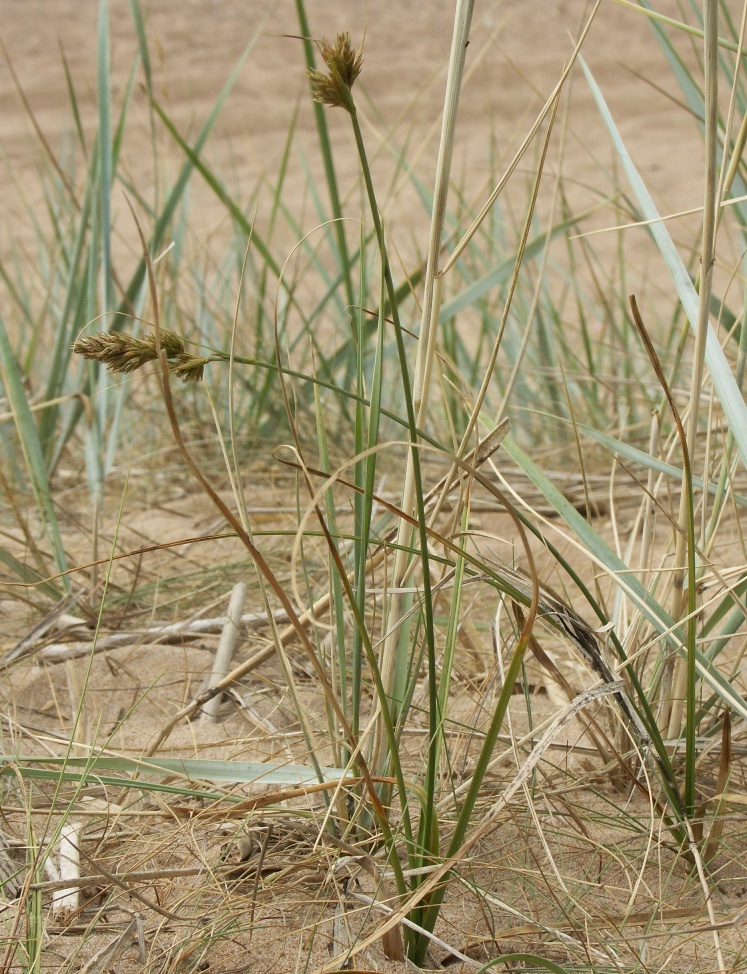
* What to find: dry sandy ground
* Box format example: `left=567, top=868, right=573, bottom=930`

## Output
left=0, top=3, right=744, bottom=973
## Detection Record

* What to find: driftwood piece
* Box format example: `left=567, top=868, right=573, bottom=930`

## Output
left=52, top=821, right=84, bottom=918
left=23, top=608, right=288, bottom=664
left=200, top=582, right=247, bottom=723
left=77, top=916, right=141, bottom=974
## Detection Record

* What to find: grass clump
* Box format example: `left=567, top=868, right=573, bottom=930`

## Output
left=0, top=0, right=746, bottom=972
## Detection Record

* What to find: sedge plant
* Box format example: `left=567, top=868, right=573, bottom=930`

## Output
left=74, top=11, right=701, bottom=969
left=6, top=0, right=747, bottom=969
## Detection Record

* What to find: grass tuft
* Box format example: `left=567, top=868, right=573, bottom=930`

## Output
left=1, top=0, right=747, bottom=971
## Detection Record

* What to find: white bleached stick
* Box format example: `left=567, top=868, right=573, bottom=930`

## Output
left=200, top=582, right=247, bottom=723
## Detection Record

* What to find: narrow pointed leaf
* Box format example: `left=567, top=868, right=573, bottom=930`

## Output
left=581, top=56, right=747, bottom=472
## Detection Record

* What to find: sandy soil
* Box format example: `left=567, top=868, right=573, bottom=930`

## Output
left=0, top=3, right=744, bottom=973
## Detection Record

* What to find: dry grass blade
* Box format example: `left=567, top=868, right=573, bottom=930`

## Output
left=76, top=917, right=140, bottom=974
left=629, top=293, right=698, bottom=807
left=703, top=710, right=732, bottom=864
left=441, top=0, right=602, bottom=273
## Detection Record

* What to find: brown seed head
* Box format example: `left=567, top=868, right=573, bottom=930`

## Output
left=73, top=333, right=156, bottom=374
left=171, top=354, right=208, bottom=383
left=307, top=32, right=363, bottom=111
left=155, top=330, right=187, bottom=358
left=72, top=330, right=190, bottom=377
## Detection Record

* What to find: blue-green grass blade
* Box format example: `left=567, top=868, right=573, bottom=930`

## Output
left=639, top=0, right=747, bottom=231
left=582, top=56, right=747, bottom=472
left=1, top=753, right=351, bottom=785
left=0, top=318, right=70, bottom=587
left=60, top=43, right=88, bottom=157
left=439, top=221, right=577, bottom=322
left=313, top=359, right=349, bottom=752
left=54, top=14, right=277, bottom=461
left=351, top=238, right=370, bottom=738
left=504, top=435, right=747, bottom=723
left=580, top=423, right=747, bottom=507
left=111, top=52, right=139, bottom=175
left=151, top=99, right=286, bottom=285
left=127, top=0, right=152, bottom=94
left=0, top=545, right=61, bottom=600
left=477, top=954, right=571, bottom=974
left=706, top=596, right=747, bottom=661
left=39, top=177, right=93, bottom=435
left=97, top=0, right=113, bottom=315
left=294, top=0, right=355, bottom=310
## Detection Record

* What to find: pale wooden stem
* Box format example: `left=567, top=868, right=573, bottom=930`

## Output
left=379, top=0, right=474, bottom=709
left=52, top=822, right=84, bottom=918
left=666, top=0, right=719, bottom=739
left=201, top=582, right=247, bottom=723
